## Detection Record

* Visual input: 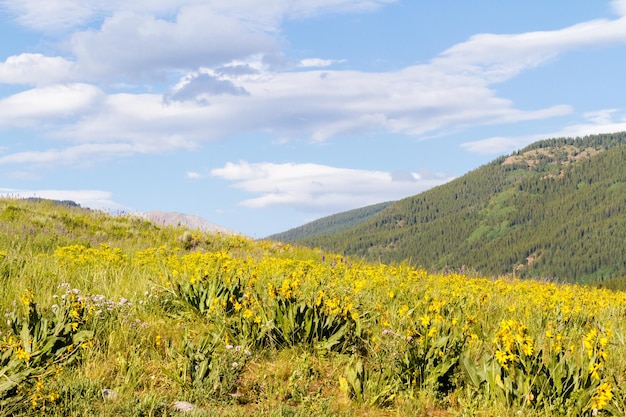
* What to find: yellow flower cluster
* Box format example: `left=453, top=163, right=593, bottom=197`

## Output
left=590, top=382, right=613, bottom=411
left=583, top=327, right=611, bottom=381
left=493, top=319, right=534, bottom=369
left=54, top=243, right=128, bottom=270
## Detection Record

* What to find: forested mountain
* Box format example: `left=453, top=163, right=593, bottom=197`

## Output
left=286, top=132, right=626, bottom=284
left=266, top=201, right=392, bottom=242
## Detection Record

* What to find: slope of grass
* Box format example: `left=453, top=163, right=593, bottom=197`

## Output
left=2, top=198, right=626, bottom=416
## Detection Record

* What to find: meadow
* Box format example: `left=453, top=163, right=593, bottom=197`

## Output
left=1, top=198, right=626, bottom=416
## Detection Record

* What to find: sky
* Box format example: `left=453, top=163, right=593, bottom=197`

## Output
left=1, top=1, right=626, bottom=238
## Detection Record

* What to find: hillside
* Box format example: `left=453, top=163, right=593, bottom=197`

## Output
left=266, top=201, right=392, bottom=241
left=289, top=132, right=626, bottom=284
left=2, top=197, right=626, bottom=416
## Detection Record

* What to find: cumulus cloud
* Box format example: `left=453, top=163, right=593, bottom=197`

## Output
left=0, top=54, right=76, bottom=86
left=3, top=0, right=394, bottom=79
left=69, top=7, right=278, bottom=79
left=0, top=188, right=127, bottom=211
left=0, top=0, right=625, bottom=169
left=211, top=161, right=453, bottom=212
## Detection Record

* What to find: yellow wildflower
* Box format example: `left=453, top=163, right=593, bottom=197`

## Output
left=427, top=326, right=437, bottom=338
left=15, top=348, right=31, bottom=363
left=590, top=382, right=613, bottom=411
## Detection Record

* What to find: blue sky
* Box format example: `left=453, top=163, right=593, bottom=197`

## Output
left=1, top=0, right=626, bottom=237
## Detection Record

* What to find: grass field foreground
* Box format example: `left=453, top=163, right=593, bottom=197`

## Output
left=1, top=198, right=626, bottom=416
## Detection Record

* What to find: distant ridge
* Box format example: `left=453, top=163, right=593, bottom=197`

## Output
left=135, top=211, right=239, bottom=235
left=267, top=201, right=392, bottom=241
left=288, top=132, right=626, bottom=284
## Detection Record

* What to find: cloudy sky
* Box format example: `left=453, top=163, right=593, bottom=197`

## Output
left=1, top=0, right=626, bottom=237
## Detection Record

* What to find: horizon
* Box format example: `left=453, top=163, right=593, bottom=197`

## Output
left=2, top=1, right=626, bottom=237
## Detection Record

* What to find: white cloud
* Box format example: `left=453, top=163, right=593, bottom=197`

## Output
left=3, top=0, right=394, bottom=81
left=460, top=136, right=526, bottom=155
left=0, top=84, right=104, bottom=127
left=69, top=8, right=279, bottom=79
left=433, top=17, right=626, bottom=83
left=1, top=0, right=95, bottom=31
left=460, top=109, right=626, bottom=155
left=0, top=54, right=76, bottom=86
left=297, top=58, right=343, bottom=68
left=0, top=1, right=625, bottom=169
left=613, top=0, right=626, bottom=16
left=2, top=0, right=396, bottom=32
left=0, top=188, right=127, bottom=211
left=211, top=161, right=453, bottom=212
left=556, top=111, right=626, bottom=138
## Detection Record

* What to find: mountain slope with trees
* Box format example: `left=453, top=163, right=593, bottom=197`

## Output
left=266, top=201, right=392, bottom=242
left=287, top=132, right=626, bottom=284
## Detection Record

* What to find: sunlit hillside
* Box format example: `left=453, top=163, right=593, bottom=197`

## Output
left=1, top=198, right=626, bottom=416
left=290, top=132, right=626, bottom=284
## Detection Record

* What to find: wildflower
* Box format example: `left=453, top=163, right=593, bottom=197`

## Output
left=427, top=326, right=437, bottom=338
left=398, top=304, right=409, bottom=316
left=20, top=290, right=34, bottom=306
left=589, top=362, right=603, bottom=381
left=15, top=347, right=31, bottom=363
left=521, top=338, right=534, bottom=356
left=600, top=337, right=609, bottom=348
left=495, top=349, right=510, bottom=369
left=590, top=382, right=613, bottom=411
left=584, top=328, right=598, bottom=358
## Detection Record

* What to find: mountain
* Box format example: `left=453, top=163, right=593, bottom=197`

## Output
left=136, top=210, right=238, bottom=235
left=284, top=132, right=626, bottom=284
left=266, top=201, right=392, bottom=241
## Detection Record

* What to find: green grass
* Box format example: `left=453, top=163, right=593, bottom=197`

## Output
left=2, top=197, right=626, bottom=416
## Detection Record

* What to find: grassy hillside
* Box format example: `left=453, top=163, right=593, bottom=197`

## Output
left=293, top=132, right=626, bottom=284
left=266, top=201, right=392, bottom=242
left=2, top=197, right=626, bottom=416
